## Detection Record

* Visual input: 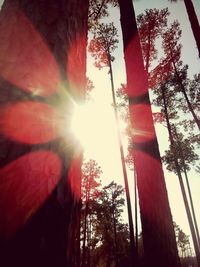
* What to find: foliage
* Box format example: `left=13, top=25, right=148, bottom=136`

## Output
left=88, top=0, right=118, bottom=29
left=137, top=8, right=169, bottom=72
left=88, top=22, right=119, bottom=69
left=174, top=222, right=191, bottom=258
left=92, top=181, right=129, bottom=267
left=81, top=177, right=130, bottom=267
left=188, top=73, right=200, bottom=113
left=81, top=159, right=102, bottom=267
left=162, top=127, right=199, bottom=173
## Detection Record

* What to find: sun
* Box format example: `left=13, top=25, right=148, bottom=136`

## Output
left=70, top=99, right=120, bottom=161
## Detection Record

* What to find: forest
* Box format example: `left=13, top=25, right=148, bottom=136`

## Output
left=0, top=0, right=199, bottom=267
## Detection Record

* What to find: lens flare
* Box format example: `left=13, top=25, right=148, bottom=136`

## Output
left=70, top=101, right=118, bottom=159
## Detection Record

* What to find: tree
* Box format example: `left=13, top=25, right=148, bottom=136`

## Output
left=170, top=0, right=200, bottom=58
left=160, top=21, right=200, bottom=130
left=151, top=77, right=200, bottom=266
left=162, top=129, right=200, bottom=251
left=88, top=0, right=118, bottom=29
left=174, top=222, right=192, bottom=259
left=137, top=8, right=169, bottom=75
left=92, top=181, right=130, bottom=267
left=89, top=22, right=136, bottom=264
left=118, top=0, right=181, bottom=266
left=81, top=159, right=102, bottom=267
left=0, top=1, right=89, bottom=267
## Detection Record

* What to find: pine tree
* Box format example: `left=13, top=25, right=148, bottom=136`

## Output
left=118, top=0, right=181, bottom=266
left=0, top=1, right=89, bottom=267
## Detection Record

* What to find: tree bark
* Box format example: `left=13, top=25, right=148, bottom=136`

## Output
left=0, top=1, right=88, bottom=267
left=184, top=0, right=200, bottom=58
left=118, top=1, right=181, bottom=266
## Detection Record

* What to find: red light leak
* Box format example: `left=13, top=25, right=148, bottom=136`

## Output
left=67, top=34, right=87, bottom=97
left=0, top=6, right=60, bottom=97
left=0, top=151, right=61, bottom=239
left=0, top=101, right=63, bottom=144
left=68, top=156, right=82, bottom=200
left=129, top=103, right=156, bottom=143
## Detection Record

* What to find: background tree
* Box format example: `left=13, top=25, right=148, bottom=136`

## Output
left=170, top=0, right=200, bottom=58
left=81, top=159, right=102, bottom=267
left=160, top=21, right=200, bottom=130
left=162, top=129, right=200, bottom=251
left=150, top=17, right=200, bottom=264
left=89, top=21, right=136, bottom=264
left=90, top=181, right=130, bottom=267
left=118, top=0, right=181, bottom=266
left=137, top=8, right=169, bottom=75
left=151, top=76, right=200, bottom=266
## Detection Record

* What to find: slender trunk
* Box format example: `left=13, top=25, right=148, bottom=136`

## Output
left=173, top=128, right=200, bottom=250
left=161, top=85, right=200, bottom=267
left=171, top=59, right=200, bottom=131
left=82, top=182, right=90, bottom=267
left=134, top=168, right=139, bottom=256
left=145, top=26, right=151, bottom=76
left=184, top=0, right=200, bottom=58
left=118, top=1, right=181, bottom=266
left=108, top=51, right=136, bottom=266
left=82, top=200, right=88, bottom=267
left=112, top=197, right=119, bottom=267
left=86, top=216, right=92, bottom=267
left=183, top=164, right=200, bottom=249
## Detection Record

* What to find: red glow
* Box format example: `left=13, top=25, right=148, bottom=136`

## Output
left=0, top=6, right=60, bottom=96
left=67, top=34, right=86, bottom=97
left=68, top=156, right=82, bottom=200
left=133, top=150, right=165, bottom=226
left=0, top=101, right=62, bottom=144
left=129, top=104, right=156, bottom=143
left=0, top=151, right=61, bottom=239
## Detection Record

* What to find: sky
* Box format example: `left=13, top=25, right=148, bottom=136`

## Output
left=0, top=0, right=199, bottom=254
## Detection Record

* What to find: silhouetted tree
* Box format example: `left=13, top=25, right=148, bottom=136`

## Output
left=89, top=22, right=136, bottom=264
left=161, top=21, right=200, bottom=130
left=81, top=159, right=102, bottom=267
left=118, top=0, right=181, bottom=266
left=170, top=0, right=200, bottom=57
left=93, top=181, right=130, bottom=267
left=137, top=8, right=169, bottom=74
left=162, top=130, right=200, bottom=250
left=151, top=78, right=200, bottom=266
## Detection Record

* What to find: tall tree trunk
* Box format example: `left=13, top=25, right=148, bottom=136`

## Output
left=81, top=204, right=87, bottom=267
left=112, top=202, right=119, bottom=267
left=0, top=1, right=88, bottom=267
left=134, top=169, right=139, bottom=256
left=82, top=187, right=90, bottom=267
left=108, top=51, right=136, bottom=265
left=118, top=1, right=181, bottom=267
left=184, top=0, right=200, bottom=58
left=183, top=163, right=200, bottom=249
left=161, top=85, right=200, bottom=267
left=173, top=128, right=200, bottom=250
